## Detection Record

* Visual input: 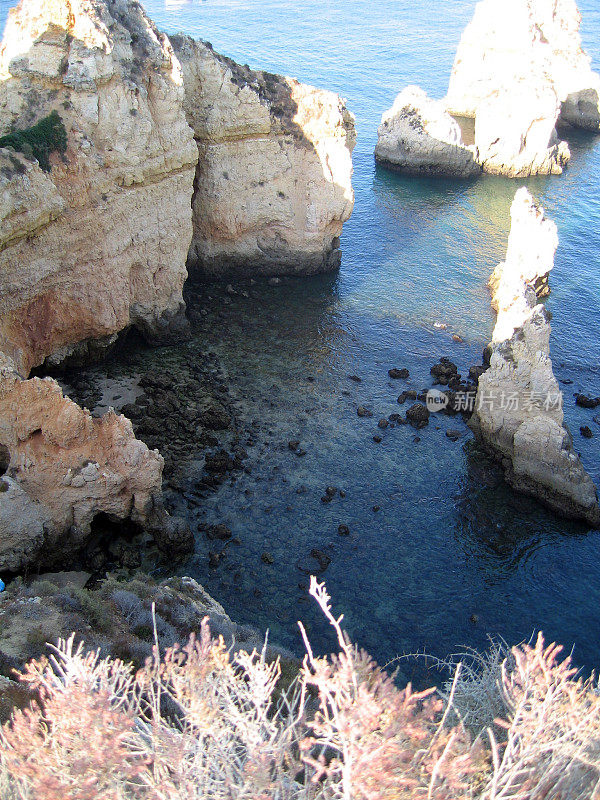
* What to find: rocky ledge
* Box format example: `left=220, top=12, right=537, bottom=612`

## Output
left=376, top=0, right=598, bottom=178
left=470, top=188, right=600, bottom=527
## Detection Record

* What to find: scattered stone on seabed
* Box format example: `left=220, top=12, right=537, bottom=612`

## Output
left=406, top=403, right=430, bottom=429
left=581, top=426, right=594, bottom=439
left=357, top=405, right=373, bottom=417
left=388, top=368, right=409, bottom=379
left=576, top=394, right=600, bottom=409
left=348, top=375, right=362, bottom=382
left=206, top=524, right=233, bottom=540
left=338, top=524, right=350, bottom=536
left=261, top=552, right=274, bottom=565
left=446, top=429, right=463, bottom=441
left=288, top=440, right=300, bottom=451
left=373, top=435, right=383, bottom=443
left=378, top=418, right=389, bottom=429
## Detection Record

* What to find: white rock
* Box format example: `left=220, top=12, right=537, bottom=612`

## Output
left=374, top=86, right=481, bottom=178
left=446, top=0, right=600, bottom=132
left=470, top=189, right=600, bottom=526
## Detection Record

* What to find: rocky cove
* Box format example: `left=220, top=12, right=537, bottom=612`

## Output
left=1, top=0, right=600, bottom=690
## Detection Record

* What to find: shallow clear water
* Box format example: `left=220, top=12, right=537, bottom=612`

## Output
left=3, top=0, right=600, bottom=672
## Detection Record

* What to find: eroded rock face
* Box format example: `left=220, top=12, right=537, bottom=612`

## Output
left=0, top=0, right=198, bottom=376
left=0, top=353, right=167, bottom=573
left=172, top=36, right=356, bottom=276
left=374, top=86, right=481, bottom=178
left=470, top=188, right=600, bottom=527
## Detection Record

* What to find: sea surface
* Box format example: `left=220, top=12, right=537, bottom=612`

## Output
left=2, top=0, right=600, bottom=675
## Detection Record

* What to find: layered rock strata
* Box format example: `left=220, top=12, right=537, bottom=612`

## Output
left=0, top=0, right=198, bottom=376
left=172, top=35, right=356, bottom=276
left=470, top=188, right=600, bottom=527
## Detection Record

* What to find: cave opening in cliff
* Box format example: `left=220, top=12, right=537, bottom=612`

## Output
left=0, top=444, right=9, bottom=476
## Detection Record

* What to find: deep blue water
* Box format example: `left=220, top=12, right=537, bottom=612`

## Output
left=2, top=0, right=600, bottom=674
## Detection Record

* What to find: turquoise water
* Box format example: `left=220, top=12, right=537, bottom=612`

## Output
left=3, top=0, right=600, bottom=672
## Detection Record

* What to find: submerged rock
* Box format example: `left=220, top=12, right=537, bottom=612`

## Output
left=171, top=35, right=356, bottom=277
left=470, top=188, right=600, bottom=527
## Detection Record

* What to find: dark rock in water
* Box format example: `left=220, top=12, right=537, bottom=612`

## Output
left=581, top=426, right=594, bottom=439
left=261, top=551, right=274, bottom=565
left=357, top=406, right=373, bottom=417
left=321, top=494, right=332, bottom=503
left=469, top=365, right=487, bottom=384
left=149, top=508, right=195, bottom=557
left=372, top=505, right=380, bottom=512
left=430, top=357, right=458, bottom=384
left=296, top=548, right=331, bottom=575
left=339, top=489, right=346, bottom=498
left=389, top=412, right=407, bottom=424
left=446, top=429, right=463, bottom=441
left=576, top=394, right=600, bottom=409
left=325, top=486, right=337, bottom=498
left=208, top=551, right=222, bottom=568
left=296, top=484, right=308, bottom=494
left=288, top=440, right=300, bottom=451
left=378, top=418, right=389, bottom=429
left=348, top=375, right=362, bottom=383
left=560, top=378, right=573, bottom=385
left=120, top=402, right=144, bottom=420
left=338, top=524, right=350, bottom=536
left=205, top=449, right=237, bottom=473
left=406, top=403, right=430, bottom=429
left=373, top=435, right=382, bottom=443
left=388, top=368, right=409, bottom=379
left=206, top=524, right=232, bottom=540
left=295, top=448, right=307, bottom=457
left=199, top=402, right=231, bottom=430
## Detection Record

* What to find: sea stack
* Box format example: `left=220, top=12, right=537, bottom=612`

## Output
left=376, top=0, right=599, bottom=178
left=470, top=188, right=600, bottom=527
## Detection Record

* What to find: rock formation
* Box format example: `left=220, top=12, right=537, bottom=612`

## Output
left=0, top=0, right=199, bottom=376
left=0, top=352, right=174, bottom=573
left=470, top=188, right=600, bottom=527
left=446, top=0, right=600, bottom=132
left=171, top=35, right=356, bottom=276
left=0, top=0, right=357, bottom=570
left=377, top=0, right=599, bottom=178
left=374, top=86, right=481, bottom=177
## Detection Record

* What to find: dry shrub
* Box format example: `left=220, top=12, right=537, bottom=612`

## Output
left=0, top=580, right=599, bottom=800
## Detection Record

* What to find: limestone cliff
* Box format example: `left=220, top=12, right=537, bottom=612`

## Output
left=470, top=188, right=600, bottom=527
left=0, top=0, right=198, bottom=376
left=446, top=0, right=600, bottom=132
left=172, top=35, right=356, bottom=276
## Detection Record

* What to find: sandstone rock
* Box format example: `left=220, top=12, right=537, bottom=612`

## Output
left=171, top=35, right=356, bottom=276
left=0, top=353, right=170, bottom=572
left=375, top=87, right=480, bottom=177
left=0, top=0, right=198, bottom=375
left=470, top=188, right=600, bottom=526
left=446, top=0, right=600, bottom=132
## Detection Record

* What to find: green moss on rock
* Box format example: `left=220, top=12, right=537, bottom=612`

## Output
left=0, top=111, right=67, bottom=172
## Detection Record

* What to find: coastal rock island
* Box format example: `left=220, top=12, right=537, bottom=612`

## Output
left=376, top=0, right=599, bottom=178
left=0, top=0, right=356, bottom=570
left=470, top=188, right=600, bottom=527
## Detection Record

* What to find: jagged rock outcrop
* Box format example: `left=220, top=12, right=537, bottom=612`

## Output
left=0, top=0, right=198, bottom=376
left=470, top=188, right=600, bottom=527
left=445, top=0, right=600, bottom=132
left=172, top=35, right=356, bottom=276
left=377, top=0, right=600, bottom=178
left=0, top=352, right=174, bottom=573
left=374, top=86, right=481, bottom=177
